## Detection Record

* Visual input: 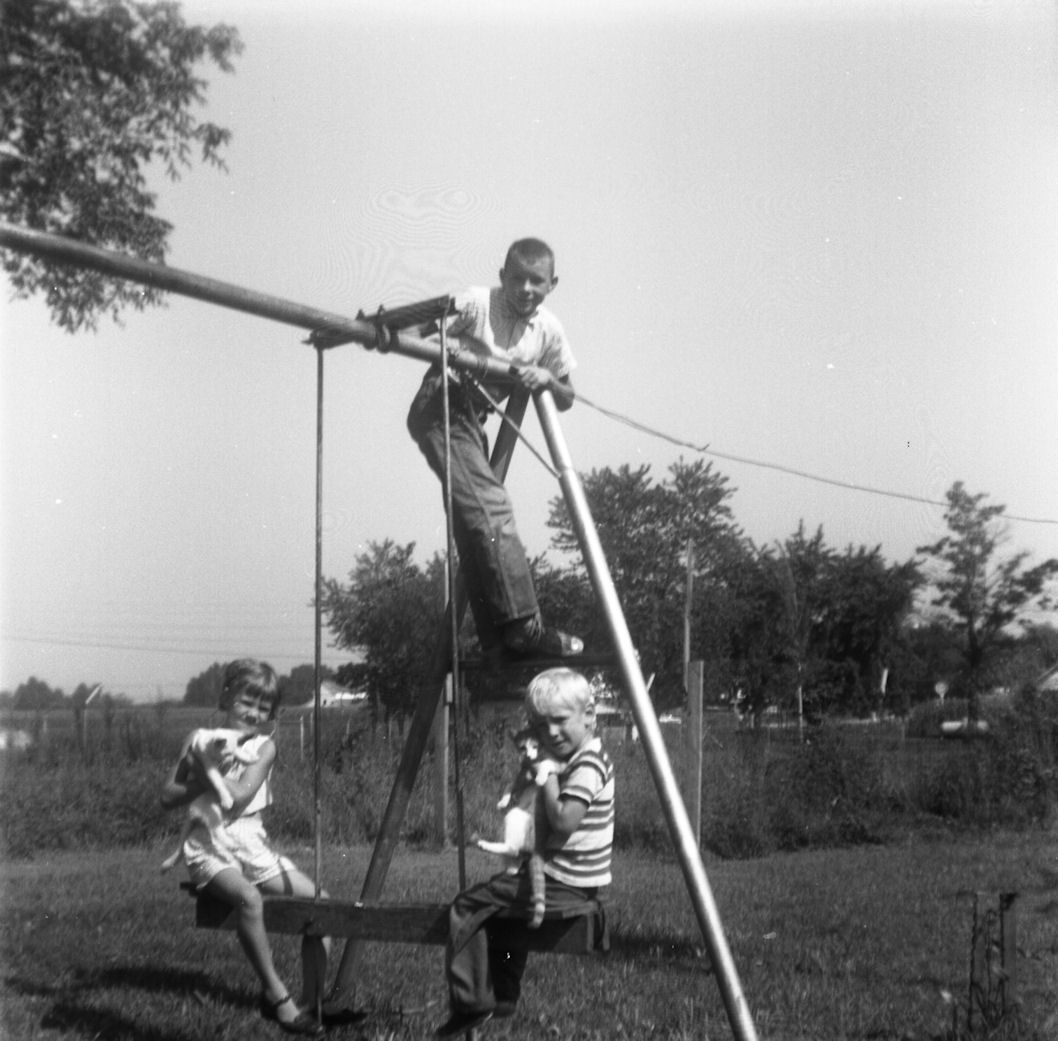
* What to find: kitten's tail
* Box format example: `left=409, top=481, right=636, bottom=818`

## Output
left=529, top=898, right=545, bottom=929
left=528, top=854, right=546, bottom=929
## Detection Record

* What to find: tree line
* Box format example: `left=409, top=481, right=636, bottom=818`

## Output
left=321, top=463, right=1058, bottom=721
left=0, top=663, right=340, bottom=713
left=8, top=466, right=1052, bottom=721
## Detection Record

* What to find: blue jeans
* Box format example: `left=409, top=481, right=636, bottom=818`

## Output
left=407, top=372, right=539, bottom=650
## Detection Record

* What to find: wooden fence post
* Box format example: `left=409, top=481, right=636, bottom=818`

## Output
left=431, top=676, right=451, bottom=848
left=685, top=660, right=704, bottom=847
left=965, top=889, right=1019, bottom=1035
left=998, top=892, right=1018, bottom=1016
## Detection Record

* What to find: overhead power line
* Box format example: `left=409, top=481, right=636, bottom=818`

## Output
left=572, top=391, right=1058, bottom=527
left=0, top=631, right=334, bottom=664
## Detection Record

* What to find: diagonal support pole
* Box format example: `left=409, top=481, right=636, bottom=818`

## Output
left=336, top=387, right=759, bottom=1041
left=534, top=391, right=759, bottom=1041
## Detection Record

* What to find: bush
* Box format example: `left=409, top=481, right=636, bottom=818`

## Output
left=905, top=697, right=973, bottom=738
left=763, top=726, right=888, bottom=850
left=699, top=734, right=772, bottom=858
left=904, top=693, right=1057, bottom=827
left=0, top=752, right=165, bottom=859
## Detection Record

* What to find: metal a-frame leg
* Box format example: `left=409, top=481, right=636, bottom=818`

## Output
left=330, top=388, right=759, bottom=1041
left=533, top=391, right=759, bottom=1041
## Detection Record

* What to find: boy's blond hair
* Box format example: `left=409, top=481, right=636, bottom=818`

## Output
left=525, top=668, right=593, bottom=717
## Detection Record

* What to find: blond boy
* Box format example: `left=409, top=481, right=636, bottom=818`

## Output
left=436, top=668, right=614, bottom=1037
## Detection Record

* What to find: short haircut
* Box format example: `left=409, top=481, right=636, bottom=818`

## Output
left=220, top=658, right=280, bottom=714
left=525, top=667, right=593, bottom=716
left=504, top=237, right=555, bottom=272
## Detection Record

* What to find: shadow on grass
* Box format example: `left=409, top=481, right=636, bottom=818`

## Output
left=6, top=964, right=256, bottom=1041
left=96, top=963, right=248, bottom=1006
left=607, top=926, right=715, bottom=971
left=39, top=1000, right=199, bottom=1041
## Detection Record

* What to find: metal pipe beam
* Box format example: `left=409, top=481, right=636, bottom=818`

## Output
left=0, top=222, right=522, bottom=385
left=534, top=391, right=759, bottom=1041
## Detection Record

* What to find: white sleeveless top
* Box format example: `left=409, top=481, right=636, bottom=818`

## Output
left=225, top=732, right=274, bottom=817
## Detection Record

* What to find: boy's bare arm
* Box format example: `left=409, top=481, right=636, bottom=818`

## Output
left=539, top=773, right=588, bottom=841
left=514, top=367, right=575, bottom=411
left=551, top=373, right=576, bottom=411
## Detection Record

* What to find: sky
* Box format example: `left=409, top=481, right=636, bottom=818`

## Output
left=2, top=0, right=1056, bottom=702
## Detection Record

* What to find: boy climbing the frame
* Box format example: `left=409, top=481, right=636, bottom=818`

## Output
left=406, top=237, right=584, bottom=663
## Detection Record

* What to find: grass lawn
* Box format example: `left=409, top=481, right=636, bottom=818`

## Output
left=2, top=832, right=1057, bottom=1040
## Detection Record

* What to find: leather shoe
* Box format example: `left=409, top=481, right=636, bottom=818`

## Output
left=319, top=1004, right=367, bottom=1027
left=435, top=1009, right=493, bottom=1037
left=503, top=615, right=583, bottom=658
left=259, top=994, right=324, bottom=1037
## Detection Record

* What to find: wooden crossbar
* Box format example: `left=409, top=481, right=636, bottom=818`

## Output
left=181, top=885, right=608, bottom=955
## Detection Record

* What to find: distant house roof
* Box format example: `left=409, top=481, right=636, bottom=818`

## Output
left=287, top=679, right=367, bottom=710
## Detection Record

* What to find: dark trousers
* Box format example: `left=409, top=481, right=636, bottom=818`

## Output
left=445, top=869, right=597, bottom=1014
left=407, top=375, right=538, bottom=650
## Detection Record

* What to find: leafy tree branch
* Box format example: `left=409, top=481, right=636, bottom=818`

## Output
left=1, top=0, right=241, bottom=330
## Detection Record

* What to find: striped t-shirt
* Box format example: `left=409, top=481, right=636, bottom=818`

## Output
left=543, top=736, right=614, bottom=888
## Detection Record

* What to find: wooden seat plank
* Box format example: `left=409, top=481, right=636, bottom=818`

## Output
left=181, top=884, right=607, bottom=955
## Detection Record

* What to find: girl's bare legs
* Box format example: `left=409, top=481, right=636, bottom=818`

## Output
left=205, top=868, right=302, bottom=1023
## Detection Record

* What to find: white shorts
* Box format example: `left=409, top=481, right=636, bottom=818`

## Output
left=184, top=813, right=298, bottom=890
